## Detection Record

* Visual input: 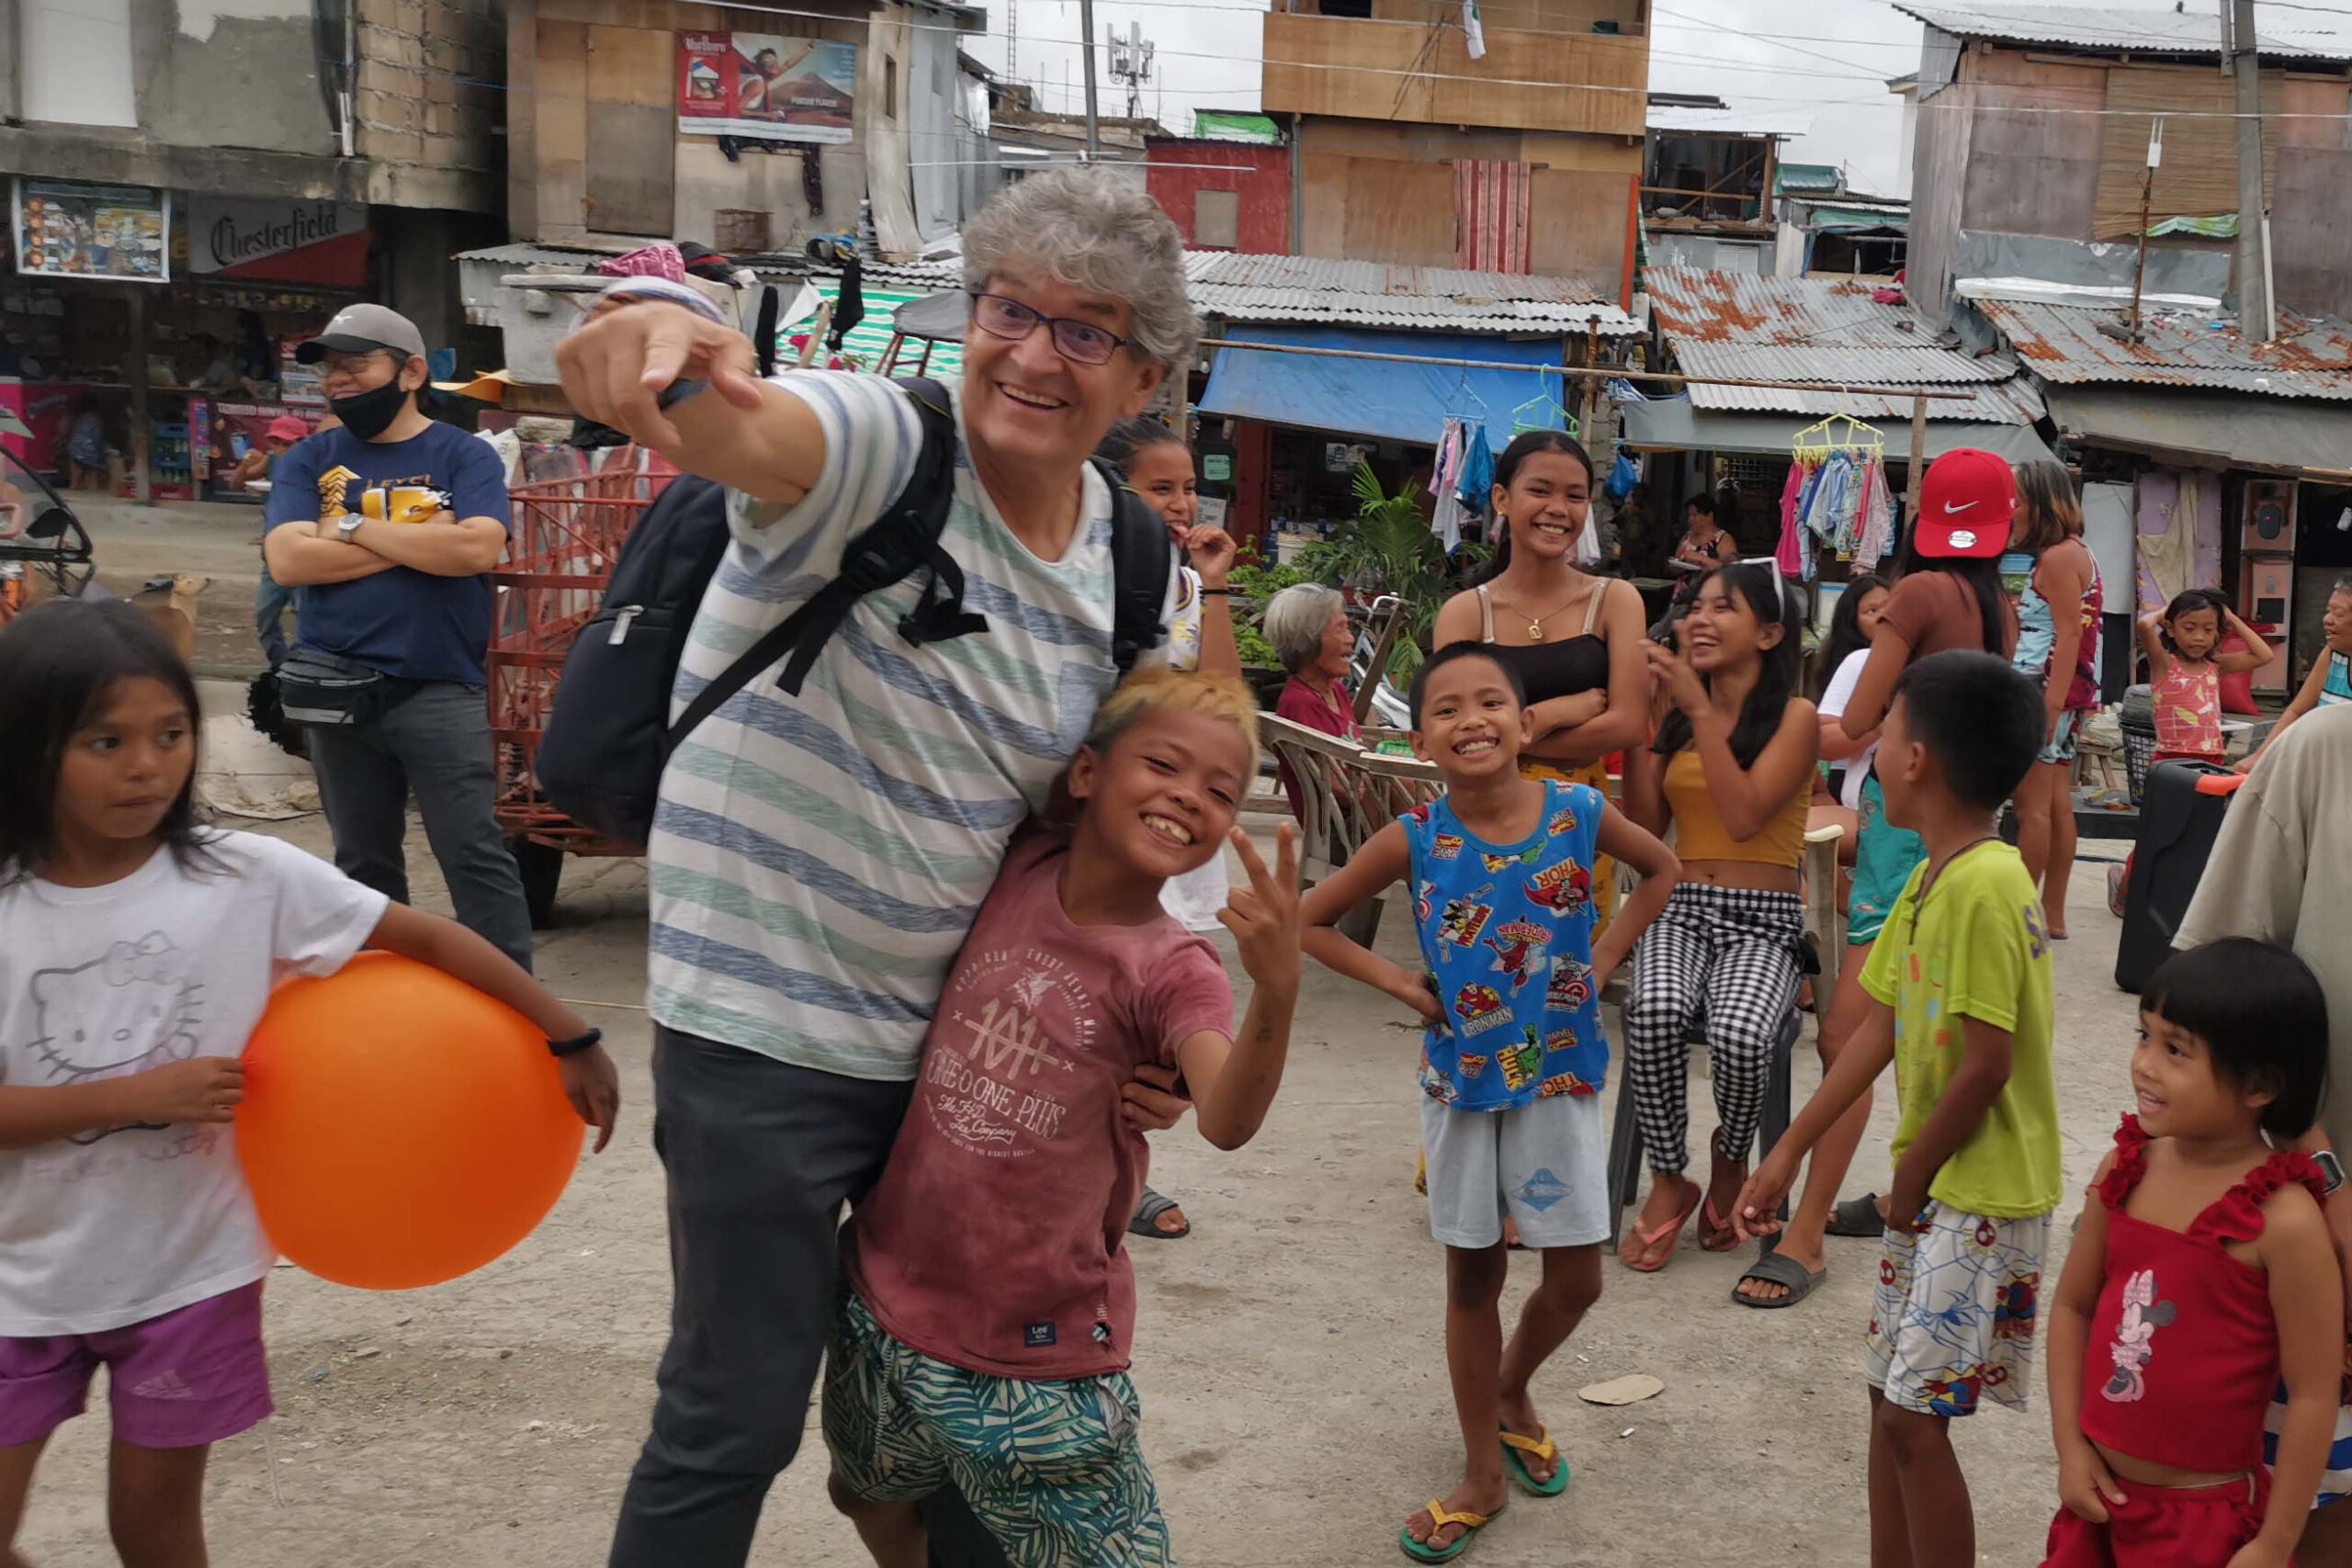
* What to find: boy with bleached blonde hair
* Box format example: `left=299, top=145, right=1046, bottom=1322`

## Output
left=823, top=671, right=1300, bottom=1568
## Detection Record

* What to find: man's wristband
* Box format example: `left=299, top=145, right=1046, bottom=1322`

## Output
left=548, top=1026, right=604, bottom=1058
left=1197, top=586, right=1230, bottom=597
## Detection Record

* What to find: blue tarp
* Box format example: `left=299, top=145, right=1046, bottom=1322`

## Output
left=1196, top=326, right=1566, bottom=452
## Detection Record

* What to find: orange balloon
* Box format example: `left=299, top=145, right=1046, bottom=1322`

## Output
left=239, top=951, right=582, bottom=1290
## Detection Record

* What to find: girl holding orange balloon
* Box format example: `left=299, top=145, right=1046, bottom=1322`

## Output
left=0, top=599, right=619, bottom=1568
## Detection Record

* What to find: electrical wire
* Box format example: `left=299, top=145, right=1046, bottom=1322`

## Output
left=651, top=0, right=2352, bottom=123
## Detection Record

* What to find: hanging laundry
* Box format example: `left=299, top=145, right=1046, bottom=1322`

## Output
left=1457, top=426, right=1496, bottom=513
left=1775, top=461, right=1806, bottom=579
left=1854, top=458, right=1894, bottom=572
left=1431, top=420, right=1464, bottom=500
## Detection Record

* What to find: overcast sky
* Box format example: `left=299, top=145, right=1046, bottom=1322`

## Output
left=972, top=0, right=2346, bottom=200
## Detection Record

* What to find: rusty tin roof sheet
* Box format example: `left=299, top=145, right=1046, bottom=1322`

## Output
left=1647, top=266, right=2036, bottom=418
left=1975, top=299, right=2352, bottom=401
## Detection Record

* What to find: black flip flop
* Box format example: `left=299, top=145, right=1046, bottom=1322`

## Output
left=1127, top=1186, right=1191, bottom=1241
left=1825, top=1194, right=1886, bottom=1237
left=1733, top=1250, right=1826, bottom=1309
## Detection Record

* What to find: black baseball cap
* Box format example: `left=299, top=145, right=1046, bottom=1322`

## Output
left=296, top=303, right=428, bottom=364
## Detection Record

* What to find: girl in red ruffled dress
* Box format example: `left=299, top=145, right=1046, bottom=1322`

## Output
left=2043, top=939, right=2343, bottom=1567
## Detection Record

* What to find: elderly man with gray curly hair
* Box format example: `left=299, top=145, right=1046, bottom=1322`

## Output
left=557, top=170, right=1238, bottom=1566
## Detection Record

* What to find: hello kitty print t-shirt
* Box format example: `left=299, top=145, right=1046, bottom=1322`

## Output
left=0, top=832, right=386, bottom=1335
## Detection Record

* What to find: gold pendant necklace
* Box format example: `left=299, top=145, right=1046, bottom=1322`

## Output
left=1493, top=587, right=1582, bottom=643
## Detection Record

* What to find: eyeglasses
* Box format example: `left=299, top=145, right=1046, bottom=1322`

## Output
left=968, top=293, right=1135, bottom=367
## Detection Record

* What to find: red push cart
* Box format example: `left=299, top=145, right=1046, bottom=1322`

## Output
left=487, top=454, right=677, bottom=924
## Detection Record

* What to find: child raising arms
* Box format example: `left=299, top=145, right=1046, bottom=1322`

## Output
left=0, top=600, right=618, bottom=1568
left=2137, top=591, right=2273, bottom=766
left=1302, top=644, right=1676, bottom=1562
left=2041, top=940, right=2341, bottom=1568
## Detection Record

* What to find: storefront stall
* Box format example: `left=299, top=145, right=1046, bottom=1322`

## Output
left=3, top=181, right=367, bottom=502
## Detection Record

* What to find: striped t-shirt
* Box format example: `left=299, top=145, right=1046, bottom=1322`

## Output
left=647, top=373, right=1185, bottom=1080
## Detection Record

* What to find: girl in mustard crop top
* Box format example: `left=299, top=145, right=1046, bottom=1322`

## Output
left=1617, top=561, right=1821, bottom=1272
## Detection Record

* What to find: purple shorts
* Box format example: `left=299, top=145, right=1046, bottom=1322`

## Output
left=0, top=1282, right=271, bottom=1450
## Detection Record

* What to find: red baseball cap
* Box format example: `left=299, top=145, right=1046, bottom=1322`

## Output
left=1913, top=448, right=2016, bottom=559
left=265, top=414, right=311, bottom=443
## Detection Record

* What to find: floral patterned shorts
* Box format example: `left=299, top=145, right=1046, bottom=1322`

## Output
left=1862, top=1200, right=2052, bottom=1418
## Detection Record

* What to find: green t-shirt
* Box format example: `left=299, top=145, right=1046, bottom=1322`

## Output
left=1860, top=841, right=2062, bottom=1220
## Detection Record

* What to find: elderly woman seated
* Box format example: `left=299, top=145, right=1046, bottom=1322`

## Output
left=1267, top=583, right=1358, bottom=742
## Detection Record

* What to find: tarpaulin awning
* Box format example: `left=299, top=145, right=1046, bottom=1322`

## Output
left=1617, top=397, right=2058, bottom=468
left=2044, top=387, right=2352, bottom=479
left=1198, top=327, right=1568, bottom=451
left=808, top=280, right=964, bottom=377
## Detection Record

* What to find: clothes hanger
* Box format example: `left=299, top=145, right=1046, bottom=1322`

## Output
left=1510, top=372, right=1577, bottom=438
left=1792, top=394, right=1885, bottom=466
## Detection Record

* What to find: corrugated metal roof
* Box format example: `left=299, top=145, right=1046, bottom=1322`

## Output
left=1645, top=107, right=1815, bottom=138
left=876, top=251, right=1642, bottom=334
left=1647, top=267, right=2029, bottom=416
left=1974, top=299, right=2352, bottom=401
left=1894, top=4, right=2352, bottom=60
left=1679, top=378, right=2048, bottom=422
left=458, top=246, right=1642, bottom=337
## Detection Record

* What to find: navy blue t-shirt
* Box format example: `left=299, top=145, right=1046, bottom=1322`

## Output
left=263, top=422, right=510, bottom=685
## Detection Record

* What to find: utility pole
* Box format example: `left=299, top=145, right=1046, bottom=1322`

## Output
left=2228, top=0, right=2274, bottom=340
left=1078, top=0, right=1101, bottom=159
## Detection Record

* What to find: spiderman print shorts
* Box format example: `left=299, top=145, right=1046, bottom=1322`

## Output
left=1862, top=1200, right=2052, bottom=1418
left=822, top=1292, right=1171, bottom=1568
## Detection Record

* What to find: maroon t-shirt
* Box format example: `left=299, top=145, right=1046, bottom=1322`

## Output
left=844, top=828, right=1234, bottom=1379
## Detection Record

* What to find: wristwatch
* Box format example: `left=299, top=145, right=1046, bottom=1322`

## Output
left=336, top=514, right=364, bottom=540
left=2314, top=1148, right=2346, bottom=1196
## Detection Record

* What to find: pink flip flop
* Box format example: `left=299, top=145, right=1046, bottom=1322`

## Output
left=1621, top=1184, right=1700, bottom=1272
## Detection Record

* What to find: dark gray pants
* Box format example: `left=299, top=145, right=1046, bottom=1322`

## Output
left=608, top=1029, right=1012, bottom=1568
left=302, top=680, right=533, bottom=972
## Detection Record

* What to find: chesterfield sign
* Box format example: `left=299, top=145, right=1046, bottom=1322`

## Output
left=189, top=196, right=368, bottom=276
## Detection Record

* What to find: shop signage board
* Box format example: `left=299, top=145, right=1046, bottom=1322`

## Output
left=11, top=179, right=169, bottom=282
left=677, top=31, right=857, bottom=144
left=189, top=196, right=368, bottom=288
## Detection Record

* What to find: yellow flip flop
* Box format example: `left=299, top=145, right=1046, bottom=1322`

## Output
left=1499, top=1426, right=1570, bottom=1496
left=1399, top=1499, right=1504, bottom=1562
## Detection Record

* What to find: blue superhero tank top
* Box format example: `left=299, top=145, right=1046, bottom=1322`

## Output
left=1403, top=779, right=1610, bottom=1113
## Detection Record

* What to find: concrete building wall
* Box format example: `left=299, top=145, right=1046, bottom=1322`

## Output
left=351, top=0, right=504, bottom=212
left=508, top=0, right=978, bottom=255
left=0, top=0, right=497, bottom=213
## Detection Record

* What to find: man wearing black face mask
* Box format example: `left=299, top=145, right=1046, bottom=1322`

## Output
left=261, top=304, right=534, bottom=971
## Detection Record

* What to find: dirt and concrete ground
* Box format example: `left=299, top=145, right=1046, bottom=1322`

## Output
left=16, top=501, right=2146, bottom=1565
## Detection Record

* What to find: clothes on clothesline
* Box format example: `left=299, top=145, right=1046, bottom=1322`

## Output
left=1431, top=420, right=1468, bottom=551
left=1778, top=447, right=1894, bottom=581
left=1458, top=427, right=1496, bottom=513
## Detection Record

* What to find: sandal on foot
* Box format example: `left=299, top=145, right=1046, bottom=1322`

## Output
left=1399, top=1501, right=1504, bottom=1562
left=1126, top=1187, right=1191, bottom=1241
left=1620, top=1184, right=1700, bottom=1272
left=1825, top=1194, right=1885, bottom=1237
left=1732, top=1250, right=1827, bottom=1309
left=1699, top=1198, right=1745, bottom=1253
left=1499, top=1427, right=1569, bottom=1497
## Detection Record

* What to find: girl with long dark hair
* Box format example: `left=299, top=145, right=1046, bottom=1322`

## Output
left=1433, top=430, right=1650, bottom=934
left=1618, top=561, right=1820, bottom=1278
left=1736, top=450, right=2021, bottom=1307
left=0, top=601, right=616, bottom=1565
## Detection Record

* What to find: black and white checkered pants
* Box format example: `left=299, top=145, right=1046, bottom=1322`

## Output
left=1623, top=883, right=1805, bottom=1176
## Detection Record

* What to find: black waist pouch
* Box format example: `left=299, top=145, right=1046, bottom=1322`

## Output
left=276, top=647, right=388, bottom=727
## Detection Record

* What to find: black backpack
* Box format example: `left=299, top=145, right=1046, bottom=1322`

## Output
left=535, top=378, right=1174, bottom=848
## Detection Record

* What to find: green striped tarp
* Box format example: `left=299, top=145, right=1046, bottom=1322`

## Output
left=797, top=282, right=966, bottom=378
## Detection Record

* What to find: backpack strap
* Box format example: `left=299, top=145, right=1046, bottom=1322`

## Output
left=662, top=378, right=962, bottom=750
left=1100, top=457, right=1175, bottom=676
